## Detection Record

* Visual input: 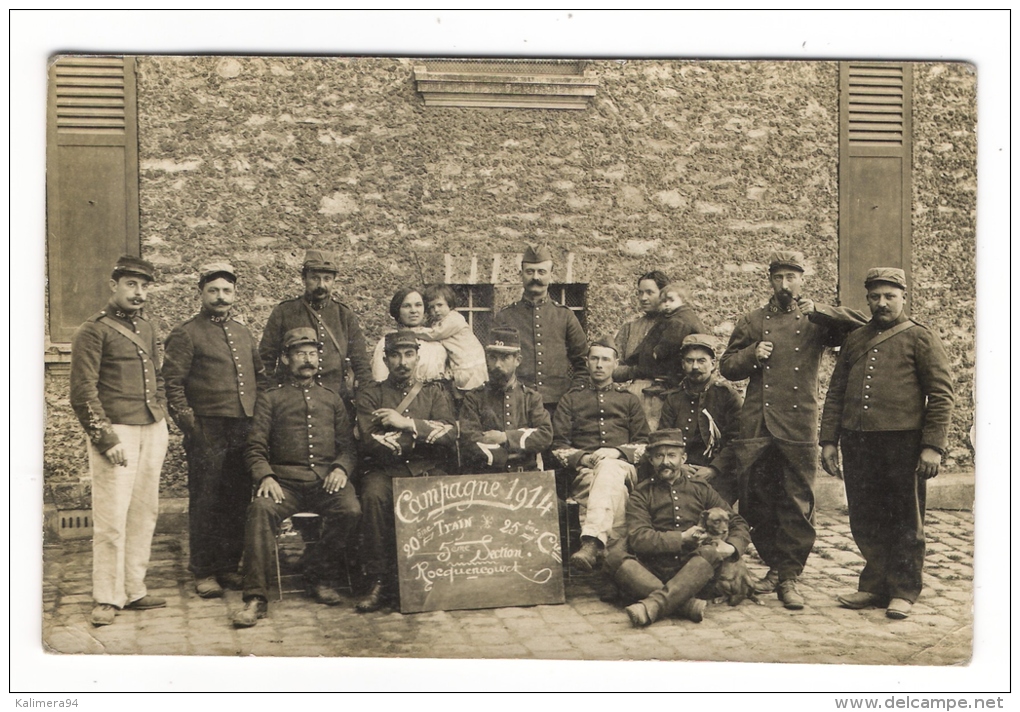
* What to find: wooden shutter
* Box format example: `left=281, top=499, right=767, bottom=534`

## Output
left=838, top=62, right=912, bottom=313
left=47, top=56, right=139, bottom=343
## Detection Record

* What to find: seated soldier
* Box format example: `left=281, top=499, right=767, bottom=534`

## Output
left=658, top=334, right=743, bottom=504
left=606, top=429, right=751, bottom=626
left=552, top=336, right=649, bottom=573
left=459, top=327, right=553, bottom=473
left=232, top=328, right=361, bottom=628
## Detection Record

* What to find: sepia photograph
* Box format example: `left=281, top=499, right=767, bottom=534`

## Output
left=14, top=9, right=1010, bottom=702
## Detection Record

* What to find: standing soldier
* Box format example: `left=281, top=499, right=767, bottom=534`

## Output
left=70, top=255, right=169, bottom=626
left=820, top=268, right=954, bottom=620
left=259, top=249, right=372, bottom=409
left=494, top=244, right=588, bottom=414
left=162, top=263, right=267, bottom=598
left=719, top=250, right=865, bottom=609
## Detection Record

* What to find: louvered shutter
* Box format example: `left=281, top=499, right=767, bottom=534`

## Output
left=838, top=62, right=913, bottom=313
left=47, top=56, right=139, bottom=343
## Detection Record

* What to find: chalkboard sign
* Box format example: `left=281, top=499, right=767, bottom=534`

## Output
left=393, top=471, right=566, bottom=614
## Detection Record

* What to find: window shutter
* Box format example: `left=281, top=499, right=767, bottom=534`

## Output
left=47, top=56, right=139, bottom=343
left=838, top=62, right=912, bottom=313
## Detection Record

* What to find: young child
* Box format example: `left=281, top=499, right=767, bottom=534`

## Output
left=419, top=284, right=488, bottom=394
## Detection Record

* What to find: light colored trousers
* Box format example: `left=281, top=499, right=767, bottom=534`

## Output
left=89, top=420, right=168, bottom=607
left=571, top=458, right=638, bottom=546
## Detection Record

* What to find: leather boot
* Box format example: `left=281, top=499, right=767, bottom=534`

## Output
left=569, top=538, right=602, bottom=573
left=625, top=597, right=662, bottom=627
left=646, top=555, right=715, bottom=621
left=232, top=597, right=268, bottom=628
left=355, top=580, right=389, bottom=613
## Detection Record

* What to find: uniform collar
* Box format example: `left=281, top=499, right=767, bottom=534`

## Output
left=303, top=293, right=330, bottom=311
left=490, top=374, right=519, bottom=393
left=288, top=376, right=316, bottom=389
left=587, top=377, right=614, bottom=393
left=767, top=295, right=800, bottom=314
left=521, top=294, right=548, bottom=308
left=871, top=312, right=910, bottom=331
left=201, top=307, right=232, bottom=323
left=387, top=374, right=418, bottom=391
left=681, top=371, right=715, bottom=395
left=107, top=300, right=142, bottom=320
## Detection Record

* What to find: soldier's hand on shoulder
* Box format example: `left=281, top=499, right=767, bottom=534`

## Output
left=916, top=447, right=942, bottom=480
left=257, top=476, right=285, bottom=504
left=820, top=444, right=842, bottom=479
left=103, top=443, right=128, bottom=468
left=692, top=466, right=717, bottom=483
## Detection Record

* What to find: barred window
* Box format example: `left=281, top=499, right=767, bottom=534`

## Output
left=550, top=283, right=588, bottom=332
left=449, top=284, right=495, bottom=343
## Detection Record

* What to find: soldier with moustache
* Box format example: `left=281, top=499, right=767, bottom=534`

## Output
left=658, top=334, right=743, bottom=504
left=259, top=249, right=372, bottom=410
left=459, top=327, right=553, bottom=473
left=70, top=255, right=169, bottom=627
left=820, top=268, right=954, bottom=621
left=720, top=250, right=866, bottom=609
left=162, top=263, right=268, bottom=598
left=232, top=328, right=361, bottom=627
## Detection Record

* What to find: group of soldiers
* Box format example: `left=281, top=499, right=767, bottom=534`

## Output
left=69, top=243, right=954, bottom=630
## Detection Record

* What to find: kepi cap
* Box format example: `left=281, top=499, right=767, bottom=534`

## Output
left=485, top=327, right=521, bottom=353
left=283, top=327, right=320, bottom=351
left=198, top=261, right=237, bottom=285
left=680, top=333, right=718, bottom=357
left=302, top=249, right=339, bottom=273
left=112, top=254, right=155, bottom=282
left=384, top=329, right=420, bottom=353
left=864, top=267, right=907, bottom=291
left=648, top=428, right=687, bottom=450
left=768, top=250, right=805, bottom=273
left=522, top=244, right=553, bottom=264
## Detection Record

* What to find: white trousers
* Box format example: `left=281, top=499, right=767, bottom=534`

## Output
left=89, top=420, right=168, bottom=607
left=571, top=458, right=638, bottom=546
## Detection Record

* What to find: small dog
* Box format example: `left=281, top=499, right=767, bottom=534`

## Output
left=698, top=507, right=761, bottom=607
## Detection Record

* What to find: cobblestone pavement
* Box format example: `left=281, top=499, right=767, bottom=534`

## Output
left=42, top=509, right=973, bottom=666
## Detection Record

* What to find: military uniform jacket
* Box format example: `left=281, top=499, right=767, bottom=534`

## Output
left=459, top=378, right=553, bottom=472
left=70, top=302, right=167, bottom=452
left=552, top=379, right=650, bottom=470
left=357, top=377, right=457, bottom=477
left=719, top=298, right=866, bottom=443
left=660, top=374, right=743, bottom=472
left=259, top=294, right=372, bottom=398
left=493, top=296, right=588, bottom=406
left=626, top=472, right=750, bottom=566
left=820, top=315, right=954, bottom=452
left=162, top=309, right=267, bottom=424
left=244, top=379, right=357, bottom=484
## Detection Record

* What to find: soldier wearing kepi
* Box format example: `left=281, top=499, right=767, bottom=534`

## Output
left=232, top=328, right=361, bottom=627
left=459, top=327, right=553, bottom=473
left=658, top=334, right=743, bottom=504
left=259, top=249, right=372, bottom=409
left=493, top=244, right=588, bottom=414
left=70, top=255, right=169, bottom=627
left=720, top=250, right=866, bottom=609
left=355, top=330, right=458, bottom=613
left=820, top=268, right=954, bottom=620
left=162, top=262, right=268, bottom=598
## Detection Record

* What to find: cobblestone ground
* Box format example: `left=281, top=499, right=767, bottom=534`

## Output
left=42, top=510, right=973, bottom=666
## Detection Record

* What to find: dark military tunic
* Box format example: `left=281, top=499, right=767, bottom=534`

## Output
left=459, top=377, right=553, bottom=472
left=493, top=295, right=588, bottom=406
left=551, top=379, right=650, bottom=469
left=70, top=302, right=167, bottom=452
left=245, top=379, right=357, bottom=484
left=259, top=294, right=372, bottom=400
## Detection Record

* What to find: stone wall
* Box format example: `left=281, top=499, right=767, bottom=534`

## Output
left=43, top=57, right=976, bottom=505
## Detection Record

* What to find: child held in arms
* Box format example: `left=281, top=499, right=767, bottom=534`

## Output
left=419, top=283, right=488, bottom=396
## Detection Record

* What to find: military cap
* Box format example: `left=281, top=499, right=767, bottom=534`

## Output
left=384, top=329, right=420, bottom=353
left=302, top=249, right=339, bottom=273
left=679, top=333, right=718, bottom=358
left=485, top=326, right=521, bottom=353
left=198, top=261, right=237, bottom=286
left=522, top=244, right=553, bottom=264
left=864, top=267, right=907, bottom=291
left=589, top=335, right=619, bottom=357
left=283, top=327, right=320, bottom=351
left=647, top=428, right=687, bottom=450
left=112, top=254, right=156, bottom=282
left=768, top=250, right=806, bottom=273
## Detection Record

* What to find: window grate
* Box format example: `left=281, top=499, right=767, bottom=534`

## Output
left=450, top=284, right=495, bottom=343
left=846, top=63, right=904, bottom=146
left=550, top=283, right=588, bottom=331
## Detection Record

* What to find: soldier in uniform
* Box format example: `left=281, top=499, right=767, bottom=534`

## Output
left=259, top=249, right=372, bottom=409
left=609, top=429, right=751, bottom=627
left=820, top=268, right=954, bottom=620
left=719, top=250, right=866, bottom=609
left=493, top=244, right=588, bottom=414
left=658, top=334, right=743, bottom=504
left=459, top=327, right=553, bottom=473
left=355, top=330, right=458, bottom=613
left=232, top=328, right=361, bottom=628
left=70, top=255, right=169, bottom=626
left=162, top=262, right=267, bottom=598
left=552, top=337, right=649, bottom=573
